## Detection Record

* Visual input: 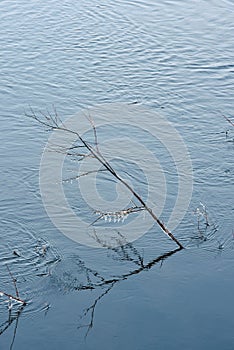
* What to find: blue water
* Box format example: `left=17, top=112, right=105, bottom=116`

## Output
left=0, top=0, right=234, bottom=349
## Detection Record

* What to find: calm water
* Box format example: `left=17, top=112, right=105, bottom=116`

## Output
left=0, top=0, right=234, bottom=349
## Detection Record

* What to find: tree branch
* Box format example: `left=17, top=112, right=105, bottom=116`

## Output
left=26, top=108, right=184, bottom=249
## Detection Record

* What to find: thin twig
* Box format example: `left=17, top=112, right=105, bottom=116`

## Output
left=6, top=265, right=19, bottom=298
left=0, top=290, right=26, bottom=305
left=223, top=115, right=234, bottom=127
left=0, top=265, right=26, bottom=305
left=85, top=111, right=100, bottom=154
left=63, top=168, right=107, bottom=183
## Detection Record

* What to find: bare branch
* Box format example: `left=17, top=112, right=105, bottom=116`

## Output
left=27, top=107, right=184, bottom=249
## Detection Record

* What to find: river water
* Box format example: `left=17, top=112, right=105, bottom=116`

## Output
left=0, top=0, right=233, bottom=349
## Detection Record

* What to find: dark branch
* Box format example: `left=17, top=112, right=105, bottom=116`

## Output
left=26, top=107, right=184, bottom=249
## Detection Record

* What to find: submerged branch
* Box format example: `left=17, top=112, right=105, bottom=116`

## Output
left=26, top=108, right=184, bottom=249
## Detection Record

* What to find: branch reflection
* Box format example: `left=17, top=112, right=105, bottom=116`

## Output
left=70, top=231, right=182, bottom=337
left=0, top=304, right=24, bottom=350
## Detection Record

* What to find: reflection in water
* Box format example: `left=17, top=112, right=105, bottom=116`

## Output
left=0, top=0, right=233, bottom=347
left=48, top=219, right=233, bottom=339
left=0, top=227, right=182, bottom=345
left=77, top=245, right=182, bottom=337
left=0, top=214, right=233, bottom=347
left=0, top=266, right=26, bottom=349
left=0, top=225, right=60, bottom=349
left=0, top=305, right=24, bottom=350
left=54, top=231, right=182, bottom=337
